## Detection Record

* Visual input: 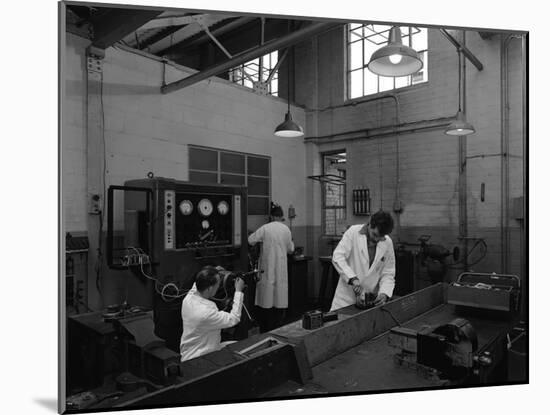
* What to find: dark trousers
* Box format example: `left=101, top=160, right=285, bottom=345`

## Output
left=255, top=306, right=287, bottom=333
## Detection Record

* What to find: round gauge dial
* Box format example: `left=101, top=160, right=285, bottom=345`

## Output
left=201, top=220, right=210, bottom=229
left=179, top=200, right=193, bottom=215
left=198, top=198, right=213, bottom=217
left=217, top=200, right=229, bottom=215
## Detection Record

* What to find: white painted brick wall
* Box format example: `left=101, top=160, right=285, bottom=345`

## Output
left=62, top=33, right=308, bottom=234
left=303, top=28, right=523, bottom=234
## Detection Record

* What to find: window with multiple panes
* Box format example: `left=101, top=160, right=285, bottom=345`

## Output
left=228, top=52, right=279, bottom=96
left=188, top=146, right=271, bottom=215
left=322, top=152, right=347, bottom=236
left=347, top=24, right=428, bottom=99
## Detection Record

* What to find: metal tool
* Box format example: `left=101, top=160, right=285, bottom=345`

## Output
left=355, top=290, right=377, bottom=310
left=302, top=310, right=339, bottom=329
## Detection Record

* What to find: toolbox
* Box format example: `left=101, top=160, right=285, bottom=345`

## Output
left=447, top=272, right=520, bottom=312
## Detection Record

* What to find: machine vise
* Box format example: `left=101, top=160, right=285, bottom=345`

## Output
left=388, top=318, right=494, bottom=381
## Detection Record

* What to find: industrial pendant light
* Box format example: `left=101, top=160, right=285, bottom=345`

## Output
left=445, top=49, right=475, bottom=136
left=367, top=26, right=423, bottom=77
left=274, top=111, right=304, bottom=137
left=445, top=111, right=475, bottom=136
left=274, top=51, right=304, bottom=138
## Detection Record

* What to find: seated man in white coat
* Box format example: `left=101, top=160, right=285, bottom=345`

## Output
left=330, top=210, right=396, bottom=311
left=180, top=265, right=245, bottom=362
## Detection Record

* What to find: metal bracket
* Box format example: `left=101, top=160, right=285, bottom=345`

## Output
left=86, top=53, right=103, bottom=73
left=253, top=81, right=270, bottom=95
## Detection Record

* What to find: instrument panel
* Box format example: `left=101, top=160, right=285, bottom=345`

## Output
left=166, top=192, right=236, bottom=249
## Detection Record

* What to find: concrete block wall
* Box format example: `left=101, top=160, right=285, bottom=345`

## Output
left=62, top=35, right=89, bottom=231
left=296, top=27, right=525, bottom=298
left=62, top=33, right=309, bottom=308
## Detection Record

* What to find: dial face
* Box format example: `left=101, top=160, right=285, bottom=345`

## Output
left=217, top=200, right=229, bottom=215
left=179, top=200, right=193, bottom=215
left=198, top=198, right=213, bottom=217
left=201, top=220, right=210, bottom=229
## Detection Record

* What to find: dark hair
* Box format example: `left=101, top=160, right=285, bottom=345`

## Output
left=369, top=210, right=394, bottom=236
left=195, top=266, right=220, bottom=292
left=270, top=202, right=283, bottom=218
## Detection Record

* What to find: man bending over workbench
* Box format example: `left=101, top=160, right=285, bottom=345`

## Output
left=330, top=210, right=396, bottom=311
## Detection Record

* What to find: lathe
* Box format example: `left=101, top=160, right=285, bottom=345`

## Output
left=65, top=277, right=526, bottom=412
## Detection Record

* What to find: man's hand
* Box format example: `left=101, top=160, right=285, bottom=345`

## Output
left=234, top=277, right=245, bottom=292
left=350, top=278, right=362, bottom=296
left=374, top=293, right=388, bottom=306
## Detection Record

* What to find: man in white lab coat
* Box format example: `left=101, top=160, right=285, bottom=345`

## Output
left=330, top=210, right=396, bottom=311
left=180, top=266, right=245, bottom=362
left=248, top=203, right=295, bottom=332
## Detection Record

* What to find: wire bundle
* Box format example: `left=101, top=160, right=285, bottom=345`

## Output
left=127, top=247, right=189, bottom=302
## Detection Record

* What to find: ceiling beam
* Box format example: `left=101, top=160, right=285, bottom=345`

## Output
left=138, top=13, right=207, bottom=31
left=440, top=29, right=483, bottom=71
left=160, top=16, right=257, bottom=55
left=161, top=21, right=340, bottom=94
left=91, top=8, right=164, bottom=49
left=143, top=14, right=229, bottom=55
left=66, top=7, right=92, bottom=39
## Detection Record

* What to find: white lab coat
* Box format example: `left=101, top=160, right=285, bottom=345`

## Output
left=179, top=284, right=243, bottom=362
left=248, top=221, right=294, bottom=308
left=330, top=224, right=396, bottom=311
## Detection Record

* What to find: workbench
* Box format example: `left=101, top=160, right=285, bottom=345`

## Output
left=263, top=303, right=512, bottom=397
left=66, top=283, right=525, bottom=412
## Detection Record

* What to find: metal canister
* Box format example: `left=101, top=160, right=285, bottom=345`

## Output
left=302, top=310, right=324, bottom=330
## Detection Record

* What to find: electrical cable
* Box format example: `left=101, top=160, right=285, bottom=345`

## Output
left=95, top=210, right=103, bottom=294
left=378, top=138, right=383, bottom=210
left=460, top=243, right=487, bottom=268
left=126, top=246, right=189, bottom=301
left=447, top=239, right=487, bottom=269
left=100, top=70, right=107, bottom=214
left=94, top=70, right=107, bottom=298
left=211, top=274, right=230, bottom=301
left=242, top=302, right=254, bottom=322
left=125, top=248, right=255, bottom=304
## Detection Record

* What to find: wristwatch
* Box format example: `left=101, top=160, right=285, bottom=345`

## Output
left=348, top=277, right=359, bottom=285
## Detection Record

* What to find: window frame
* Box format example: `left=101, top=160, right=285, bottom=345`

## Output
left=321, top=151, right=347, bottom=237
left=188, top=145, right=272, bottom=216
left=346, top=24, right=429, bottom=100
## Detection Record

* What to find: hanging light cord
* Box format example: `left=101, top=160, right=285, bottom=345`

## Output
left=457, top=49, right=462, bottom=113
left=287, top=21, right=292, bottom=114
left=286, top=55, right=291, bottom=113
